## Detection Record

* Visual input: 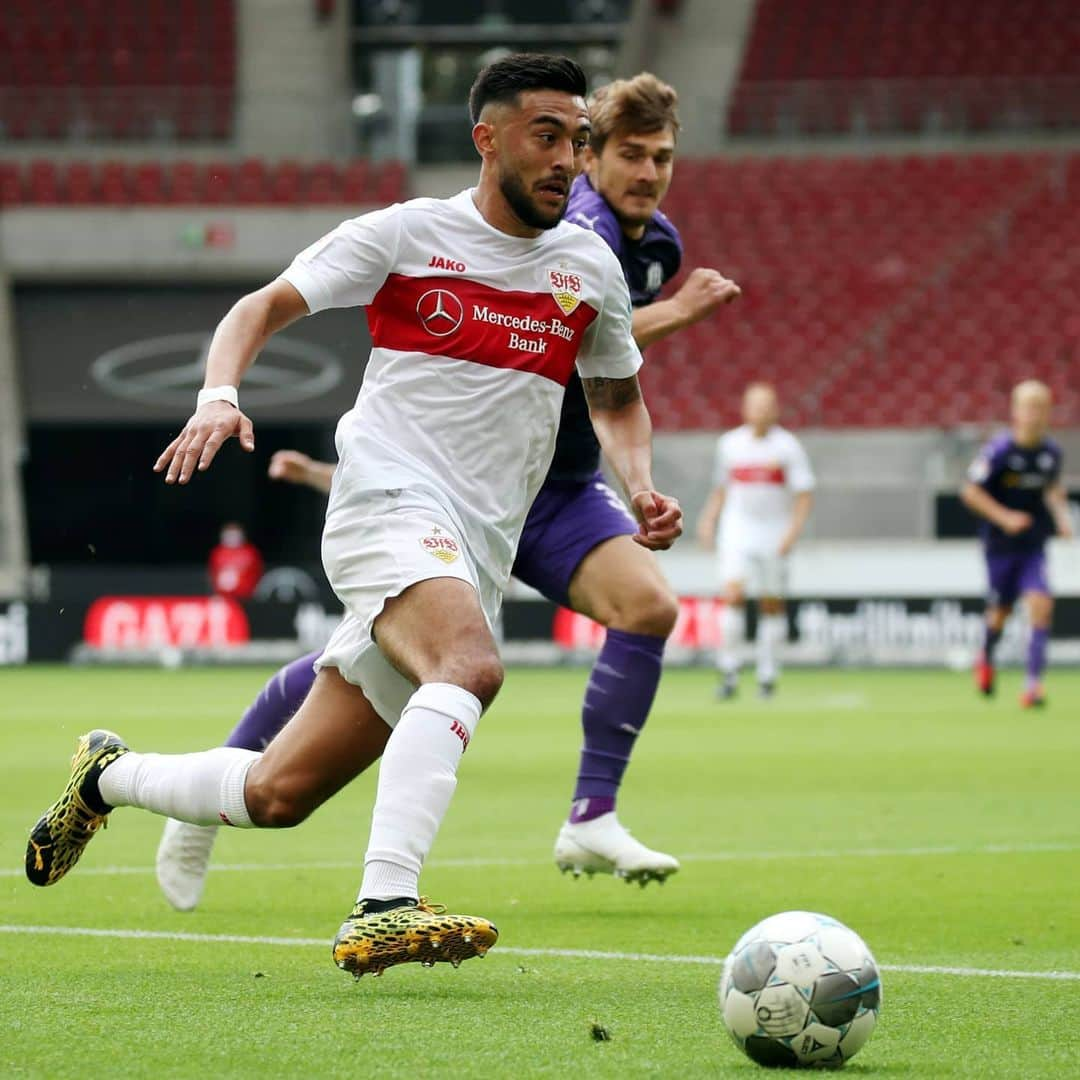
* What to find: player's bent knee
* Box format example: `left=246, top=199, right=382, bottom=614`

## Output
left=449, top=652, right=504, bottom=709
left=244, top=773, right=317, bottom=829
left=615, top=585, right=679, bottom=637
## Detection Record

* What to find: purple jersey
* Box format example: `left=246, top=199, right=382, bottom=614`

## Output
left=968, top=432, right=1063, bottom=552
left=544, top=174, right=683, bottom=483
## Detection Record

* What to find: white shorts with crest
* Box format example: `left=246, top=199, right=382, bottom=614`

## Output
left=316, top=486, right=499, bottom=726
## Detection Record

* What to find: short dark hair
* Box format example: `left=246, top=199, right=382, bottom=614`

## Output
left=468, top=53, right=588, bottom=124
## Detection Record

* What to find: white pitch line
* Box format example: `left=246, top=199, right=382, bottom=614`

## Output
left=1, top=924, right=1078, bottom=982
left=3, top=840, right=1077, bottom=879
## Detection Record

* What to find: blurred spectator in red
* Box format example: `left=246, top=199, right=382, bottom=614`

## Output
left=208, top=522, right=263, bottom=600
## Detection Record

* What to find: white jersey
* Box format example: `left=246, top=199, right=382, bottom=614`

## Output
left=281, top=189, right=642, bottom=589
left=715, top=424, right=815, bottom=553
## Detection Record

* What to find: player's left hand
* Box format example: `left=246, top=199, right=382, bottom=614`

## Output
left=630, top=490, right=683, bottom=550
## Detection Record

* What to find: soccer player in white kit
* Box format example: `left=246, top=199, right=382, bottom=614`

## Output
left=25, top=55, right=683, bottom=979
left=697, top=384, right=814, bottom=699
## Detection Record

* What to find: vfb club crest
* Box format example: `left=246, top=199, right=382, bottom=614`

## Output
left=420, top=526, right=460, bottom=564
left=548, top=268, right=583, bottom=316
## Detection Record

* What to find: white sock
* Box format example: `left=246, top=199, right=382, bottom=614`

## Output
left=359, top=682, right=481, bottom=902
left=757, top=614, right=787, bottom=683
left=720, top=605, right=746, bottom=675
left=98, top=747, right=260, bottom=828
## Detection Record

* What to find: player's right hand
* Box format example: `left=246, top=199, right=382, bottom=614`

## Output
left=268, top=449, right=315, bottom=486
left=154, top=401, right=254, bottom=484
left=1000, top=510, right=1034, bottom=535
left=674, top=267, right=741, bottom=325
left=696, top=520, right=716, bottom=552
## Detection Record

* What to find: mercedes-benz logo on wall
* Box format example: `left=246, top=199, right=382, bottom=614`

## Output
left=90, top=332, right=344, bottom=408
left=416, top=289, right=464, bottom=337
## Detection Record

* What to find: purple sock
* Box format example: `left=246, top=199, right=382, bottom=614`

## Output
left=1026, top=627, right=1049, bottom=689
left=569, top=628, right=666, bottom=824
left=225, top=651, right=320, bottom=750
left=982, top=623, right=1002, bottom=663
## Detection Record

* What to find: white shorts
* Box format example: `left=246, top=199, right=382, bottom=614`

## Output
left=315, top=487, right=500, bottom=727
left=719, top=548, right=788, bottom=598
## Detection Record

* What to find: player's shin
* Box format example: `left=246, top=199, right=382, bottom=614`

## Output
left=720, top=604, right=745, bottom=674
left=1026, top=626, right=1049, bottom=691
left=98, top=748, right=259, bottom=827
left=757, top=614, right=786, bottom=684
left=359, top=683, right=481, bottom=901
left=570, top=628, right=665, bottom=823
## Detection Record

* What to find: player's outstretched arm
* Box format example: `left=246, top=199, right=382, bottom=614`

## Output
left=696, top=487, right=726, bottom=551
left=778, top=491, right=814, bottom=556
left=1044, top=483, right=1075, bottom=539
left=154, top=280, right=310, bottom=485
left=960, top=482, right=1032, bottom=535
left=632, top=268, right=741, bottom=349
left=583, top=374, right=682, bottom=551
left=268, top=450, right=336, bottom=494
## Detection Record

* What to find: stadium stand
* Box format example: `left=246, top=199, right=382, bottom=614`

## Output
left=646, top=151, right=1080, bottom=429
left=0, top=0, right=236, bottom=140
left=729, top=0, right=1080, bottom=135
left=0, top=159, right=408, bottom=206
left=2, top=148, right=1072, bottom=431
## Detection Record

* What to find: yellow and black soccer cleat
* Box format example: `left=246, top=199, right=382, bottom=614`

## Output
left=25, top=729, right=129, bottom=887
left=332, top=897, right=498, bottom=978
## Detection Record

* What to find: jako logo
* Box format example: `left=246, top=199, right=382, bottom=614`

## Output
left=450, top=719, right=470, bottom=751
left=428, top=255, right=466, bottom=272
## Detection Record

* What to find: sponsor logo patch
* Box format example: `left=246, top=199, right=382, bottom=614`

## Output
left=416, top=288, right=464, bottom=337
left=548, top=267, right=583, bottom=316
left=420, top=525, right=460, bottom=564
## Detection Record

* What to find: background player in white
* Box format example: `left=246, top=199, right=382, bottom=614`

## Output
left=697, top=383, right=814, bottom=699
left=26, top=54, right=682, bottom=979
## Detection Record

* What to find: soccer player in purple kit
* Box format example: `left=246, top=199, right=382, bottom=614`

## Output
left=961, top=380, right=1073, bottom=707
left=155, top=72, right=740, bottom=910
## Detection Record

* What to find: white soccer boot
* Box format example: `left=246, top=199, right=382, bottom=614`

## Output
left=156, top=818, right=219, bottom=911
left=554, top=811, right=679, bottom=887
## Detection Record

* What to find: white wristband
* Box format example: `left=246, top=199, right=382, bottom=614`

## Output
left=196, top=386, right=239, bottom=410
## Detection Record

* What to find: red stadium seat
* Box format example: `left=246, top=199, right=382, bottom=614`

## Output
left=0, top=1, right=236, bottom=140
left=730, top=0, right=1080, bottom=136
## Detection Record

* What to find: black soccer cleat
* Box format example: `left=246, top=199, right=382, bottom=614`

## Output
left=26, top=729, right=128, bottom=887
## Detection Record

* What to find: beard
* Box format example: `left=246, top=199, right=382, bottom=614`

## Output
left=498, top=166, right=567, bottom=231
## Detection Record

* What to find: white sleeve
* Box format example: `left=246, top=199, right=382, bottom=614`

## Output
left=279, top=204, right=403, bottom=314
left=575, top=251, right=643, bottom=381
left=787, top=436, right=816, bottom=492
left=713, top=436, right=729, bottom=488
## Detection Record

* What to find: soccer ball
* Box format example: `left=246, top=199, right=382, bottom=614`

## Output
left=718, top=910, right=881, bottom=1069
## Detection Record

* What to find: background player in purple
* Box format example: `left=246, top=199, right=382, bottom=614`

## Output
left=961, top=380, right=1073, bottom=707
left=156, top=72, right=740, bottom=910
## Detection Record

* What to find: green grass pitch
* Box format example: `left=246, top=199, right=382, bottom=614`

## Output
left=1, top=664, right=1078, bottom=1078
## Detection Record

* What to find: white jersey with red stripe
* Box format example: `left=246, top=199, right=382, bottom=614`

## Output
left=280, top=188, right=642, bottom=589
left=715, top=424, right=815, bottom=553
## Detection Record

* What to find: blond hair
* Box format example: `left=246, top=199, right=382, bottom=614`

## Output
left=1012, top=379, right=1052, bottom=406
left=588, top=72, right=680, bottom=154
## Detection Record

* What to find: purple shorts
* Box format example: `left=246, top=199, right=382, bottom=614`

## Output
left=985, top=548, right=1049, bottom=607
left=513, top=471, right=637, bottom=607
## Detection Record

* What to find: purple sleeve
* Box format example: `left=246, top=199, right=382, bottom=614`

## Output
left=1050, top=444, right=1064, bottom=484
left=967, top=436, right=1006, bottom=488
